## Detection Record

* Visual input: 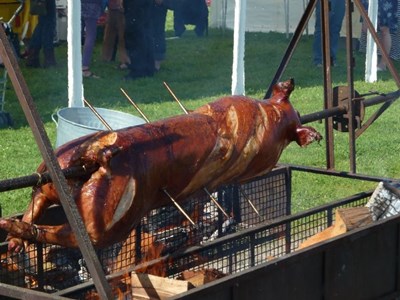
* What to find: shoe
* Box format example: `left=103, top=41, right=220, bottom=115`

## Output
left=26, top=48, right=41, bottom=68
left=154, top=60, right=161, bottom=72
left=377, top=65, right=386, bottom=72
left=82, top=69, right=100, bottom=78
left=315, top=63, right=322, bottom=68
left=118, top=63, right=129, bottom=70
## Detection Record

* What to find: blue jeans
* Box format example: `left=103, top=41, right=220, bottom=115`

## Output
left=312, top=0, right=345, bottom=65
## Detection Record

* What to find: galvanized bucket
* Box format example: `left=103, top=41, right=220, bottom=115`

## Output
left=52, top=107, right=145, bottom=148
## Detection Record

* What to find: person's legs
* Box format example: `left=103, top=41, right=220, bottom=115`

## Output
left=153, top=3, right=167, bottom=70
left=82, top=17, right=98, bottom=70
left=377, top=26, right=392, bottom=70
left=42, top=0, right=57, bottom=67
left=312, top=1, right=322, bottom=65
left=329, top=0, right=345, bottom=65
left=116, top=11, right=130, bottom=66
left=173, top=0, right=186, bottom=37
left=124, top=0, right=154, bottom=79
left=26, top=11, right=47, bottom=67
left=102, top=10, right=118, bottom=62
left=194, top=0, right=208, bottom=37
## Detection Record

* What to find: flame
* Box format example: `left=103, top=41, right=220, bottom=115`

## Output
left=135, top=241, right=167, bottom=277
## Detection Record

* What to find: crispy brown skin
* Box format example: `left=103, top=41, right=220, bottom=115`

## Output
left=0, top=79, right=322, bottom=252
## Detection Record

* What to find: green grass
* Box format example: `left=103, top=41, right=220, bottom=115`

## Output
left=0, top=16, right=399, bottom=216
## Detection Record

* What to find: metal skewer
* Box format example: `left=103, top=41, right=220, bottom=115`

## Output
left=162, top=188, right=196, bottom=226
left=163, top=83, right=263, bottom=222
left=202, top=188, right=230, bottom=220
left=239, top=187, right=264, bottom=221
left=120, top=88, right=150, bottom=123
left=120, top=88, right=197, bottom=227
left=163, top=82, right=189, bottom=114
left=83, top=99, right=113, bottom=131
left=162, top=83, right=233, bottom=220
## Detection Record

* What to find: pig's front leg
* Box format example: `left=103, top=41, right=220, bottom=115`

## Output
left=295, top=126, right=323, bottom=147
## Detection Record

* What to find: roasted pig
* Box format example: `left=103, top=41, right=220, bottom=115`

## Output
left=0, top=79, right=322, bottom=252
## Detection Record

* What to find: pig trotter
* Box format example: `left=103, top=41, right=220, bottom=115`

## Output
left=295, top=126, right=323, bottom=147
left=0, top=218, right=41, bottom=252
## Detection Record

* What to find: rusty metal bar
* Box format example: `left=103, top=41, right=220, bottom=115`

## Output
left=345, top=0, right=356, bottom=173
left=0, top=165, right=98, bottom=192
left=285, top=164, right=396, bottom=182
left=0, top=282, right=70, bottom=300
left=299, top=90, right=400, bottom=124
left=320, top=0, right=335, bottom=170
left=355, top=100, right=393, bottom=138
left=264, top=0, right=317, bottom=99
left=0, top=25, right=113, bottom=300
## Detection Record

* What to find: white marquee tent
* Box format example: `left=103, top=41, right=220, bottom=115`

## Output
left=209, top=0, right=362, bottom=36
left=65, top=0, right=370, bottom=104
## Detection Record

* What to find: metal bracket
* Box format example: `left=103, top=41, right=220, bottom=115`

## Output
left=332, top=86, right=364, bottom=132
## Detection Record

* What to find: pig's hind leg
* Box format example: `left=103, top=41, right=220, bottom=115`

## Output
left=0, top=219, right=77, bottom=252
left=0, top=187, right=61, bottom=253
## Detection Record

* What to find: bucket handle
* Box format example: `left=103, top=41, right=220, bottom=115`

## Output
left=51, top=112, right=58, bottom=127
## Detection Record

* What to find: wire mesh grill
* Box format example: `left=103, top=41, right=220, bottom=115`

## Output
left=0, top=167, right=291, bottom=298
left=164, top=193, right=371, bottom=282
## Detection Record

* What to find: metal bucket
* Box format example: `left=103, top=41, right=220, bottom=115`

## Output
left=52, top=107, right=145, bottom=148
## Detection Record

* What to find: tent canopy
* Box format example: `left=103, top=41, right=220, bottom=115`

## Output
left=210, top=0, right=361, bottom=37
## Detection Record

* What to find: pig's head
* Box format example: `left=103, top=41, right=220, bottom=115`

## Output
left=268, top=78, right=323, bottom=147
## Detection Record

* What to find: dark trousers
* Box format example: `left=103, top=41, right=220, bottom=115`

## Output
left=124, top=0, right=154, bottom=78
left=173, top=0, right=208, bottom=37
left=153, top=2, right=167, bottom=61
left=29, top=0, right=56, bottom=51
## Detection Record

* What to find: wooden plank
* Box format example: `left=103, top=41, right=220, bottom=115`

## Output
left=131, top=272, right=193, bottom=300
left=335, top=206, right=373, bottom=231
left=298, top=207, right=373, bottom=249
left=179, top=269, right=226, bottom=287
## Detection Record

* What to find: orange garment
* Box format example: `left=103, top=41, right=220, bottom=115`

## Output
left=101, top=4, right=130, bottom=65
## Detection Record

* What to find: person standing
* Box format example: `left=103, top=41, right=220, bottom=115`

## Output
left=172, top=0, right=208, bottom=37
left=26, top=0, right=57, bottom=68
left=101, top=0, right=131, bottom=69
left=362, top=0, right=398, bottom=71
left=312, top=0, right=345, bottom=67
left=123, top=0, right=155, bottom=80
left=153, top=0, right=167, bottom=71
left=81, top=0, right=103, bottom=78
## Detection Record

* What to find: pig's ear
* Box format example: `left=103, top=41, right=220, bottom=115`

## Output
left=295, top=126, right=323, bottom=147
left=271, top=78, right=295, bottom=98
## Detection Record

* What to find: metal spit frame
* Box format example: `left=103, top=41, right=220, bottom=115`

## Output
left=264, top=0, right=400, bottom=174
left=0, top=25, right=113, bottom=299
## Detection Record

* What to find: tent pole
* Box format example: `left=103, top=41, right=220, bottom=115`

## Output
left=68, top=0, right=84, bottom=107
left=231, top=0, right=246, bottom=95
